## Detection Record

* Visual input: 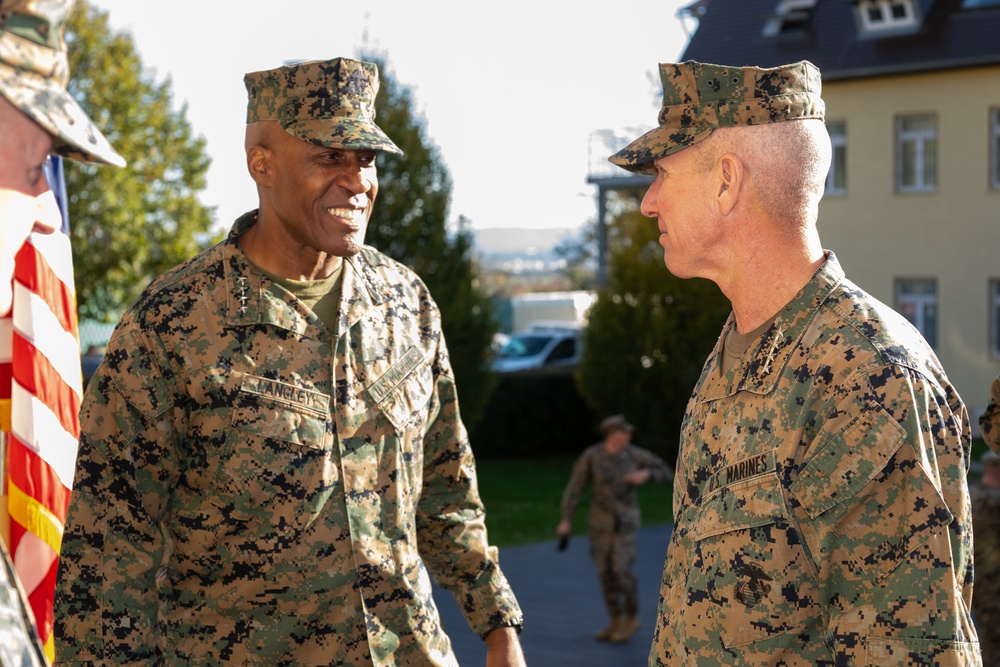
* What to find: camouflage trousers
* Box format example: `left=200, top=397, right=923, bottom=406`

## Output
left=589, top=530, right=638, bottom=619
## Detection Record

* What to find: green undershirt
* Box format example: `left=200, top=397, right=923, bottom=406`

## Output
left=252, top=262, right=344, bottom=334
left=721, top=312, right=778, bottom=377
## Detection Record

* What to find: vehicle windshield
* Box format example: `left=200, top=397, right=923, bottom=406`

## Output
left=496, top=335, right=553, bottom=358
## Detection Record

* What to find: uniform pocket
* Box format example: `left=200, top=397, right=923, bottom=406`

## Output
left=211, top=377, right=333, bottom=526
left=789, top=399, right=950, bottom=585
left=366, top=346, right=433, bottom=433
left=863, top=637, right=981, bottom=666
left=693, top=471, right=821, bottom=648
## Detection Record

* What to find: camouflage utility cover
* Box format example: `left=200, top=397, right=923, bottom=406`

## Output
left=245, top=58, right=403, bottom=155
left=0, top=0, right=124, bottom=166
left=610, top=60, right=824, bottom=175
left=54, top=212, right=522, bottom=666
left=979, top=373, right=1000, bottom=453
left=649, top=253, right=981, bottom=666
left=561, top=443, right=672, bottom=536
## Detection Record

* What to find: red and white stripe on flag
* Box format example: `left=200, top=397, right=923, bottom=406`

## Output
left=0, top=224, right=82, bottom=664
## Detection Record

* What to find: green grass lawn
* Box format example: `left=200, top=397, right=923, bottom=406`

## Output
left=476, top=438, right=991, bottom=548
left=475, top=456, right=675, bottom=548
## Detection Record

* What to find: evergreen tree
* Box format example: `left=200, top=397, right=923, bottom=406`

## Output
left=65, top=1, right=218, bottom=322
left=363, top=55, right=498, bottom=429
left=577, top=202, right=731, bottom=460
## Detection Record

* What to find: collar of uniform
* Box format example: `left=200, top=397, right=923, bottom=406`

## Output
left=218, top=211, right=264, bottom=328
left=708, top=251, right=845, bottom=399
left=329, top=250, right=396, bottom=339
left=221, top=210, right=397, bottom=335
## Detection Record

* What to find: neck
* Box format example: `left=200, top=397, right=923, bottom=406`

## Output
left=719, top=223, right=825, bottom=334
left=239, top=217, right=344, bottom=281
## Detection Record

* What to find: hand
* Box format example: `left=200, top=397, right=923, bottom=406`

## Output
left=624, top=469, right=652, bottom=486
left=484, top=626, right=526, bottom=667
left=556, top=519, right=572, bottom=538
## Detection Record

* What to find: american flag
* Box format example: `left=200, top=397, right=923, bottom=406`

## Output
left=0, top=156, right=81, bottom=663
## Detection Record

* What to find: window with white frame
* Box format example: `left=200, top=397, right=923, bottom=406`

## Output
left=762, top=0, right=818, bottom=36
left=826, top=120, right=847, bottom=195
left=896, top=278, right=938, bottom=350
left=991, top=108, right=1000, bottom=190
left=991, top=280, right=1000, bottom=358
left=897, top=114, right=938, bottom=192
left=857, top=0, right=919, bottom=32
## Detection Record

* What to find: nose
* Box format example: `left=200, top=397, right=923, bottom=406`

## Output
left=337, top=168, right=371, bottom=195
left=336, top=155, right=374, bottom=196
left=640, top=176, right=661, bottom=218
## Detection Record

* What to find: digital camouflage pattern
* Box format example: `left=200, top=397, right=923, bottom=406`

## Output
left=245, top=58, right=403, bottom=155
left=979, top=373, right=1000, bottom=453
left=969, top=458, right=1000, bottom=664
left=54, top=212, right=522, bottom=666
left=609, top=60, right=824, bottom=175
left=0, top=541, right=47, bottom=666
left=650, top=253, right=982, bottom=666
left=562, top=443, right=673, bottom=536
left=0, top=0, right=124, bottom=166
left=562, top=442, right=672, bottom=618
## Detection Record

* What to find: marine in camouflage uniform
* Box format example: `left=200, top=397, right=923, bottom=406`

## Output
left=558, top=415, right=673, bottom=643
left=612, top=61, right=982, bottom=665
left=53, top=59, right=523, bottom=666
left=970, top=450, right=1000, bottom=665
left=979, top=373, right=1000, bottom=455
left=0, top=1, right=123, bottom=665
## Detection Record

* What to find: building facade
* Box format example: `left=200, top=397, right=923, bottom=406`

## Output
left=680, top=0, right=1000, bottom=426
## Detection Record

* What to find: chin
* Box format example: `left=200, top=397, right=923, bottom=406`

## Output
left=663, top=257, right=694, bottom=280
left=341, top=237, right=366, bottom=257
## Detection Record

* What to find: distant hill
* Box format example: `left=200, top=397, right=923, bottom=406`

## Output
left=473, top=227, right=579, bottom=257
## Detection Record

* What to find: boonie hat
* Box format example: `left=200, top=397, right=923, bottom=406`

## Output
left=610, top=60, right=825, bottom=174
left=244, top=57, right=403, bottom=155
left=0, top=0, right=125, bottom=166
left=600, top=414, right=634, bottom=435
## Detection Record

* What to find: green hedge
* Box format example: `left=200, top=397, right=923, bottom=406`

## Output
left=469, top=368, right=600, bottom=459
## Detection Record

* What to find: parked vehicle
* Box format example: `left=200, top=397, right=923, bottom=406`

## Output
left=81, top=346, right=104, bottom=388
left=490, top=324, right=582, bottom=373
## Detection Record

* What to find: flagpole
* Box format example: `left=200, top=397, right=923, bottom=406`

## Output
left=0, top=430, right=8, bottom=548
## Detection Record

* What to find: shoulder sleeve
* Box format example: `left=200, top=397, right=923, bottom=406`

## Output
left=632, top=446, right=674, bottom=482
left=415, top=331, right=523, bottom=638
left=560, top=448, right=594, bottom=522
left=55, top=323, right=181, bottom=664
left=788, top=364, right=977, bottom=662
left=980, top=373, right=1000, bottom=453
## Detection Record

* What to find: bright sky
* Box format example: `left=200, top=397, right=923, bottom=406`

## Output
left=89, top=1, right=694, bottom=233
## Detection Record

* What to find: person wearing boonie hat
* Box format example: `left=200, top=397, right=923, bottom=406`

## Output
left=557, top=414, right=672, bottom=644
left=55, top=57, right=526, bottom=666
left=0, top=0, right=125, bottom=315
left=622, top=61, right=982, bottom=665
left=0, top=1, right=123, bottom=664
left=980, top=372, right=1000, bottom=453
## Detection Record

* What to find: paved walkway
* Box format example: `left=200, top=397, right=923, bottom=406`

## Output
left=432, top=524, right=673, bottom=667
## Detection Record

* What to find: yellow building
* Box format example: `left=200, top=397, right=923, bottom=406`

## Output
left=680, top=0, right=1000, bottom=427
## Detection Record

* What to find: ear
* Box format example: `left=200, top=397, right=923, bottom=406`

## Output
left=714, top=153, right=744, bottom=216
left=246, top=144, right=274, bottom=187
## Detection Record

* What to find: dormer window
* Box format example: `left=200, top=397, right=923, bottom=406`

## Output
left=856, top=0, right=920, bottom=34
left=762, top=0, right=819, bottom=37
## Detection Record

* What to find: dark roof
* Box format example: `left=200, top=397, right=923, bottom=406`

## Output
left=680, top=0, right=1000, bottom=81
